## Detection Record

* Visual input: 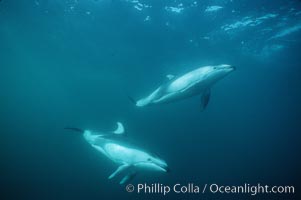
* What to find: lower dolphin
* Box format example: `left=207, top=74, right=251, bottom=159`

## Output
left=132, top=64, right=235, bottom=110
left=65, top=122, right=169, bottom=184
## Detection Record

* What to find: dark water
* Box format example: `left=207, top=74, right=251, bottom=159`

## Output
left=0, top=0, right=300, bottom=199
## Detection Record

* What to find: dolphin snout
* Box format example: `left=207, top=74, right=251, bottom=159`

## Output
left=223, top=64, right=236, bottom=71
left=160, top=164, right=171, bottom=173
left=219, top=64, right=236, bottom=70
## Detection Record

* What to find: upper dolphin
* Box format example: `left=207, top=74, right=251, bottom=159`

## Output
left=131, top=64, right=235, bottom=110
left=65, top=122, right=169, bottom=184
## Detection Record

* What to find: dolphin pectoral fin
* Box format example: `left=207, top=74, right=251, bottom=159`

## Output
left=113, top=122, right=125, bottom=135
left=119, top=171, right=137, bottom=185
left=200, top=89, right=211, bottom=111
left=108, top=164, right=130, bottom=180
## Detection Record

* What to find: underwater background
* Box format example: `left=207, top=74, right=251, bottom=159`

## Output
left=0, top=0, right=300, bottom=199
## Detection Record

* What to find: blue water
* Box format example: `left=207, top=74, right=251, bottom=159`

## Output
left=0, top=0, right=300, bottom=199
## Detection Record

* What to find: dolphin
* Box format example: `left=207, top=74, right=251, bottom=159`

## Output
left=131, top=64, right=235, bottom=110
left=65, top=122, right=169, bottom=184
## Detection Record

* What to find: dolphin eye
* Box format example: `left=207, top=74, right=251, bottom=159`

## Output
left=147, top=158, right=151, bottom=161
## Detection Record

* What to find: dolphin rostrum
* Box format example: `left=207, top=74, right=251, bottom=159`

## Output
left=65, top=122, right=169, bottom=184
left=132, top=64, right=235, bottom=110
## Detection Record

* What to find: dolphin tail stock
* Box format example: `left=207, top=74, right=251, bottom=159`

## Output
left=64, top=127, right=84, bottom=133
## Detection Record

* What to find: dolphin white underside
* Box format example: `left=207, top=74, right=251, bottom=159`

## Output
left=90, top=141, right=167, bottom=184
left=138, top=79, right=207, bottom=106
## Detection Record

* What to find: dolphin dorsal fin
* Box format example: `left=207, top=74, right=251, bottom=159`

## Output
left=113, top=122, right=125, bottom=135
left=166, top=74, right=175, bottom=80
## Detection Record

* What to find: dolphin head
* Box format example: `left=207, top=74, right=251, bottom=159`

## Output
left=198, top=64, right=235, bottom=85
left=214, top=64, right=236, bottom=72
left=210, top=64, right=235, bottom=76
left=134, top=152, right=170, bottom=173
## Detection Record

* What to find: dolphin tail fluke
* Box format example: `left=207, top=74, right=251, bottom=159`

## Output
left=127, top=95, right=137, bottom=105
left=64, top=127, right=84, bottom=133
left=119, top=171, right=137, bottom=185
